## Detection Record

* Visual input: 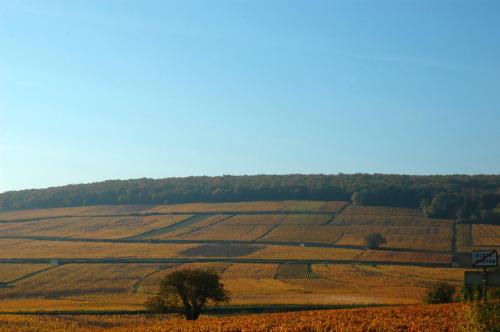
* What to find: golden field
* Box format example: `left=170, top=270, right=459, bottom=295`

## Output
left=472, top=224, right=500, bottom=246
left=0, top=304, right=489, bottom=331
left=0, top=239, right=197, bottom=259
left=0, top=205, right=150, bottom=221
left=0, top=215, right=190, bottom=239
left=0, top=263, right=466, bottom=309
left=145, top=201, right=291, bottom=213
left=340, top=205, right=423, bottom=216
left=0, top=264, right=49, bottom=282
left=0, top=201, right=494, bottom=315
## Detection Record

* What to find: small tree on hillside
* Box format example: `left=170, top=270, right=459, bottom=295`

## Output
left=364, top=233, right=386, bottom=250
left=146, top=269, right=229, bottom=320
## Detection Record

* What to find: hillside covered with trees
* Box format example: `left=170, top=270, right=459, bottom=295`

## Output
left=1, top=174, right=499, bottom=223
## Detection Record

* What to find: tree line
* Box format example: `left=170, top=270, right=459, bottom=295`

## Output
left=1, top=174, right=499, bottom=222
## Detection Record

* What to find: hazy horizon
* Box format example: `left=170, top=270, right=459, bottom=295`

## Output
left=2, top=1, right=500, bottom=193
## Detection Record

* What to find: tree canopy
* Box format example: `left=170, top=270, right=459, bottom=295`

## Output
left=146, top=269, right=229, bottom=320
left=1, top=174, right=499, bottom=222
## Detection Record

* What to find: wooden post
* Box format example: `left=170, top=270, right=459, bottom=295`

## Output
left=482, top=267, right=488, bottom=302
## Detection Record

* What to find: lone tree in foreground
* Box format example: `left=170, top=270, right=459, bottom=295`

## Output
left=364, top=233, right=386, bottom=250
left=146, top=269, right=230, bottom=320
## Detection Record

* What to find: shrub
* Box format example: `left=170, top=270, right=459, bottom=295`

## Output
left=364, top=233, right=386, bottom=250
left=464, top=303, right=500, bottom=332
left=425, top=282, right=456, bottom=304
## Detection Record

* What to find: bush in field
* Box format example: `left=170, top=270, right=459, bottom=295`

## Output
left=146, top=269, right=229, bottom=320
left=364, top=233, right=386, bottom=249
left=463, top=303, right=500, bottom=332
left=425, top=282, right=455, bottom=304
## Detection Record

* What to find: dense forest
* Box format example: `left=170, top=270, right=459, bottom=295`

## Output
left=1, top=174, right=500, bottom=222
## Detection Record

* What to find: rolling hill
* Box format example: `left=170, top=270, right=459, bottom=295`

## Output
left=0, top=200, right=498, bottom=312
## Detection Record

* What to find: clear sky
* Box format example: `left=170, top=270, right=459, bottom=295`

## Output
left=1, top=1, right=500, bottom=192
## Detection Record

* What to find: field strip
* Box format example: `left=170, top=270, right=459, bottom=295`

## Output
left=0, top=304, right=383, bottom=316
left=0, top=235, right=447, bottom=254
left=0, top=235, right=449, bottom=254
left=322, top=215, right=337, bottom=225
left=5, top=265, right=60, bottom=284
left=325, top=204, right=349, bottom=225
left=202, top=214, right=235, bottom=227
left=252, top=224, right=279, bottom=241
left=123, top=215, right=209, bottom=240
left=131, top=264, right=177, bottom=293
left=0, top=258, right=451, bottom=267
left=0, top=210, right=339, bottom=224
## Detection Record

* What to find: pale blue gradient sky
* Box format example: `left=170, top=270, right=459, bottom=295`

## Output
left=1, top=1, right=500, bottom=192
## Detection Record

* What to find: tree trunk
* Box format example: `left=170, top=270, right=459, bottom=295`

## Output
left=191, top=305, right=201, bottom=320
left=183, top=303, right=194, bottom=320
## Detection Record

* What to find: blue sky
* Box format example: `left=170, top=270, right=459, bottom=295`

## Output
left=1, top=1, right=500, bottom=192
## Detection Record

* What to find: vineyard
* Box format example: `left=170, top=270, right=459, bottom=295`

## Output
left=150, top=215, right=237, bottom=239
left=0, top=205, right=150, bottom=221
left=312, top=264, right=463, bottom=287
left=336, top=232, right=452, bottom=252
left=356, top=250, right=451, bottom=264
left=274, top=264, right=319, bottom=279
left=332, top=207, right=454, bottom=252
left=340, top=206, right=423, bottom=216
left=0, top=304, right=487, bottom=331
left=0, top=238, right=197, bottom=259
left=281, top=201, right=326, bottom=211
left=222, top=263, right=278, bottom=279
left=138, top=262, right=231, bottom=295
left=0, top=264, right=163, bottom=298
left=257, top=225, right=344, bottom=244
left=472, top=224, right=500, bottom=246
left=176, top=224, right=275, bottom=241
left=215, top=214, right=333, bottom=226
left=0, top=200, right=495, bottom=313
left=180, top=244, right=263, bottom=257
left=318, top=201, right=349, bottom=212
left=145, top=201, right=292, bottom=213
left=454, top=223, right=500, bottom=266
left=0, top=215, right=190, bottom=239
left=456, top=223, right=473, bottom=253
left=246, top=245, right=364, bottom=260
left=0, top=264, right=50, bottom=284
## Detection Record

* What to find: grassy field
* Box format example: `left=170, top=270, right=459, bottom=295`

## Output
left=0, top=304, right=483, bottom=331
